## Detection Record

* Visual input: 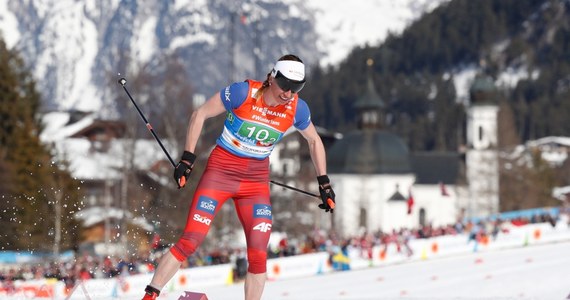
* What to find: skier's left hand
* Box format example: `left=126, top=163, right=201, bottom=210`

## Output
left=317, top=175, right=336, bottom=213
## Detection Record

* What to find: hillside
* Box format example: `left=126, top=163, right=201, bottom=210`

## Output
left=0, top=0, right=447, bottom=115
left=303, top=0, right=570, bottom=152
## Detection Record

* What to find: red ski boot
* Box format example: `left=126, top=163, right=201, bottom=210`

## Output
left=142, top=285, right=160, bottom=300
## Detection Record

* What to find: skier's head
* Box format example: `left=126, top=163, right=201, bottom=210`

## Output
left=269, top=55, right=306, bottom=93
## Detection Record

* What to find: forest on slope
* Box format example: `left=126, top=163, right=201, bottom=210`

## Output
left=303, top=0, right=570, bottom=152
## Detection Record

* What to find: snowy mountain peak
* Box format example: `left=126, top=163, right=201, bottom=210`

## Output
left=0, top=0, right=449, bottom=113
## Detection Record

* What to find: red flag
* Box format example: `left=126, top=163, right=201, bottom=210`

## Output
left=406, top=189, right=414, bottom=215
left=440, top=182, right=450, bottom=196
left=151, top=233, right=161, bottom=249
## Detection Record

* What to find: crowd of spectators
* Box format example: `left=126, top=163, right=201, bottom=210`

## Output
left=0, top=209, right=565, bottom=288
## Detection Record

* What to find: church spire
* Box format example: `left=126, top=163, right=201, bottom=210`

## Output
left=354, top=58, right=385, bottom=130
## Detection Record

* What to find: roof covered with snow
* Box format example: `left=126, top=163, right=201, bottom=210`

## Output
left=41, top=111, right=174, bottom=181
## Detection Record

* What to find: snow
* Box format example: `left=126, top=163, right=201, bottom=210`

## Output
left=54, top=139, right=118, bottom=180
left=203, top=242, right=570, bottom=299
left=107, top=241, right=570, bottom=299
left=444, top=64, right=541, bottom=105
left=32, top=0, right=101, bottom=111
left=1, top=0, right=454, bottom=113
left=527, top=136, right=570, bottom=148
left=496, top=66, right=540, bottom=89
left=40, top=111, right=174, bottom=181
left=133, top=16, right=158, bottom=65
left=30, top=0, right=51, bottom=19
left=52, top=138, right=168, bottom=180
left=305, top=0, right=451, bottom=67
left=0, top=1, right=20, bottom=48
left=552, top=186, right=570, bottom=201
left=526, top=136, right=570, bottom=167
left=444, top=66, right=478, bottom=104
left=174, top=0, right=207, bottom=12
left=254, top=243, right=569, bottom=300
left=70, top=4, right=99, bottom=112
left=4, top=0, right=547, bottom=114
left=75, top=206, right=153, bottom=231
left=40, top=111, right=95, bottom=143
left=170, top=32, right=216, bottom=49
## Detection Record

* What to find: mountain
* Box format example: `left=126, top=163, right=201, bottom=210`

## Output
left=0, top=0, right=449, bottom=116
left=302, top=0, right=570, bottom=151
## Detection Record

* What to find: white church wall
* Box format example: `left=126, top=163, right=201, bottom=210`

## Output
left=380, top=174, right=416, bottom=231
left=330, top=174, right=415, bottom=236
left=329, top=174, right=366, bottom=236
left=269, top=143, right=284, bottom=175
left=455, top=185, right=470, bottom=220
left=384, top=201, right=412, bottom=232
left=330, top=173, right=461, bottom=236
left=466, top=149, right=499, bottom=218
left=411, top=184, right=458, bottom=228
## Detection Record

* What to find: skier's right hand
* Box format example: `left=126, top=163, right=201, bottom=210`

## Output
left=173, top=151, right=196, bottom=188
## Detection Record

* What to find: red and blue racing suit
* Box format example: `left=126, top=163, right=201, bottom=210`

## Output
left=170, top=80, right=311, bottom=273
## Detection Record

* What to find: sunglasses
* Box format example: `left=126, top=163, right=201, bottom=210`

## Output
left=273, top=71, right=306, bottom=93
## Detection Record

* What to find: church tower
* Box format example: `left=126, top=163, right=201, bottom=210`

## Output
left=465, top=74, right=500, bottom=217
left=355, top=59, right=385, bottom=130
left=327, top=59, right=415, bottom=236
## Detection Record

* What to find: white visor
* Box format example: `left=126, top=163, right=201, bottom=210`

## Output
left=271, top=60, right=305, bottom=81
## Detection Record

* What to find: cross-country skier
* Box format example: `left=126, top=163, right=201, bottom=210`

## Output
left=141, top=54, right=336, bottom=300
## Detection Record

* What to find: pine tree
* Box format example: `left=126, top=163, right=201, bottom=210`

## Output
left=0, top=38, right=81, bottom=252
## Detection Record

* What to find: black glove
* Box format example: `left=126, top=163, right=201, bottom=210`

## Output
left=317, top=175, right=336, bottom=213
left=173, top=151, right=196, bottom=188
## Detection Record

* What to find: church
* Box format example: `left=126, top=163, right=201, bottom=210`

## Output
left=317, top=64, right=500, bottom=237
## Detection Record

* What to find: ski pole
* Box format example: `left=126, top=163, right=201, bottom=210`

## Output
left=270, top=180, right=335, bottom=209
left=270, top=180, right=319, bottom=198
left=118, top=77, right=333, bottom=208
left=118, top=77, right=177, bottom=168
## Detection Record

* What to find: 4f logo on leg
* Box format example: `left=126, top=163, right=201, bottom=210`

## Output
left=253, top=222, right=272, bottom=233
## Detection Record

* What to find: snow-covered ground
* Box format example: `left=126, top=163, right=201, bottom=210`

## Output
left=135, top=241, right=569, bottom=300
